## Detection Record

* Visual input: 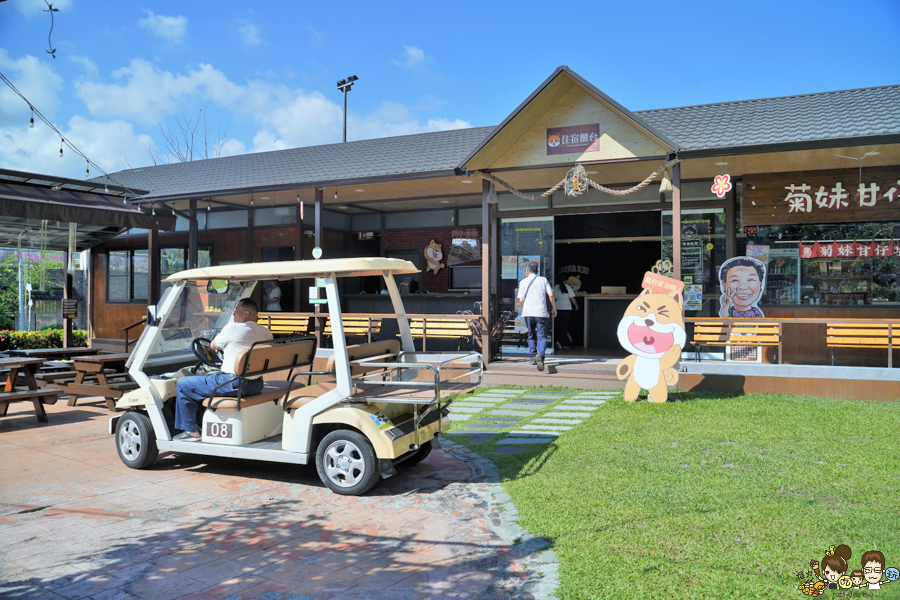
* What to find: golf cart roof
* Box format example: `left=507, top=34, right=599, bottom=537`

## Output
left=163, top=257, right=420, bottom=282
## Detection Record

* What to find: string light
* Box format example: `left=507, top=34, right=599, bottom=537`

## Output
left=59, top=138, right=63, bottom=158
left=207, top=202, right=211, bottom=211
left=151, top=204, right=156, bottom=217
left=334, top=187, right=338, bottom=200
left=250, top=195, right=254, bottom=206
left=104, top=176, right=109, bottom=194
left=171, top=206, right=176, bottom=216
left=29, top=107, right=34, bottom=128
left=85, top=160, right=89, bottom=178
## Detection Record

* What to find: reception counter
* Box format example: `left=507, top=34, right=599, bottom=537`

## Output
left=581, top=294, right=639, bottom=348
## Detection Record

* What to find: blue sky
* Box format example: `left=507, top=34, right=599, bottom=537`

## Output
left=1, top=0, right=899, bottom=181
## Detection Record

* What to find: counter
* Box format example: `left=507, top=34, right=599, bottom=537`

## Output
left=581, top=294, right=638, bottom=349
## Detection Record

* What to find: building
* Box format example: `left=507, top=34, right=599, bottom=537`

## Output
left=89, top=66, right=900, bottom=370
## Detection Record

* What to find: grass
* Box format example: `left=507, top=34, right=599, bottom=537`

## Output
left=448, top=387, right=900, bottom=600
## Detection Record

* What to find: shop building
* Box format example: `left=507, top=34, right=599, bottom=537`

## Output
left=89, top=67, right=900, bottom=372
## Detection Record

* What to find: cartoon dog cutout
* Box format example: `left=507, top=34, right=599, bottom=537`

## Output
left=616, top=288, right=686, bottom=403
left=423, top=240, right=445, bottom=275
left=547, top=134, right=561, bottom=148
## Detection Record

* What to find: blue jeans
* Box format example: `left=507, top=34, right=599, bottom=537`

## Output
left=174, top=372, right=264, bottom=433
left=524, top=316, right=549, bottom=359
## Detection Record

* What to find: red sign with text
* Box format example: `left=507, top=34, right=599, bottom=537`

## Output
left=798, top=240, right=896, bottom=259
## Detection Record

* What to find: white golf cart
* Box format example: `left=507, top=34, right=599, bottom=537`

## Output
left=110, top=257, right=482, bottom=495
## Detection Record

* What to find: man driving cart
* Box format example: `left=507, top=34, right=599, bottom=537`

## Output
left=173, top=298, right=273, bottom=441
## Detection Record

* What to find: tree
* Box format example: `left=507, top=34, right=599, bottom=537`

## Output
left=147, top=110, right=228, bottom=165
left=0, top=252, right=65, bottom=330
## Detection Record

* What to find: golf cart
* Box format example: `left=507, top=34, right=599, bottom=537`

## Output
left=109, top=257, right=482, bottom=495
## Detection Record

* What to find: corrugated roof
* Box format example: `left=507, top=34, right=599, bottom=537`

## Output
left=102, top=126, right=496, bottom=201
left=635, top=84, right=900, bottom=152
left=98, top=83, right=900, bottom=200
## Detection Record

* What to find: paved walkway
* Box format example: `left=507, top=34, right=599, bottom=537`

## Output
left=0, top=399, right=556, bottom=600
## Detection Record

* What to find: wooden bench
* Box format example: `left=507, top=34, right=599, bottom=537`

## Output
left=690, top=320, right=783, bottom=364
left=826, top=322, right=897, bottom=368
left=0, top=357, right=63, bottom=423
left=35, top=368, right=116, bottom=387
left=409, top=317, right=474, bottom=351
left=323, top=317, right=382, bottom=344
left=259, top=313, right=312, bottom=336
left=60, top=352, right=134, bottom=411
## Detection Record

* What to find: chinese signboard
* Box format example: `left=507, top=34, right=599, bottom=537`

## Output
left=546, top=124, right=601, bottom=155
left=798, top=240, right=897, bottom=258
left=744, top=168, right=900, bottom=226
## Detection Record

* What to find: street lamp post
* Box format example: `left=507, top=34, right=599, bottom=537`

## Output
left=336, top=75, right=358, bottom=143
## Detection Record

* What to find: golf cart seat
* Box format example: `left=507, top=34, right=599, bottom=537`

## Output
left=281, top=340, right=402, bottom=410
left=200, top=336, right=316, bottom=445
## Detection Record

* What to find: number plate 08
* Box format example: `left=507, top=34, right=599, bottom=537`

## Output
left=205, top=422, right=233, bottom=439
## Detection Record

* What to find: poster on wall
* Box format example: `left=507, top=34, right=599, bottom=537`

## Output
left=684, top=285, right=703, bottom=311
left=718, top=256, right=767, bottom=318
left=501, top=256, right=518, bottom=280
left=746, top=245, right=770, bottom=263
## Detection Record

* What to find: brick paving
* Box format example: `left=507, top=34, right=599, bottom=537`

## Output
left=0, top=400, right=555, bottom=600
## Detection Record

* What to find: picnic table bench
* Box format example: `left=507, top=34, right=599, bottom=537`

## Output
left=59, top=352, right=137, bottom=411
left=0, top=357, right=62, bottom=422
left=8, top=347, right=104, bottom=360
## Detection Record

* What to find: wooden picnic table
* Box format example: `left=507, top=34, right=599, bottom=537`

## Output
left=59, top=352, right=137, bottom=411
left=0, top=357, right=62, bottom=422
left=8, top=347, right=105, bottom=360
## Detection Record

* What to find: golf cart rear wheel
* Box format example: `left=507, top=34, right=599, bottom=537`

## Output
left=315, top=430, right=379, bottom=496
left=116, top=411, right=159, bottom=469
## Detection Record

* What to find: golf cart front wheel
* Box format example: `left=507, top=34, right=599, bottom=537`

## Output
left=315, top=430, right=380, bottom=496
left=116, top=411, right=159, bottom=469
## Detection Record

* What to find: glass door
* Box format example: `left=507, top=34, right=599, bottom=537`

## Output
left=662, top=209, right=727, bottom=317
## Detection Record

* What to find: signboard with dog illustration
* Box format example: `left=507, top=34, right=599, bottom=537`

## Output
left=616, top=272, right=685, bottom=403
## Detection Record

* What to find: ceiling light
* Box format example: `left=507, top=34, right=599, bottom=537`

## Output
left=440, top=200, right=450, bottom=204
left=867, top=151, right=880, bottom=156
left=461, top=180, right=472, bottom=184
left=354, top=189, right=365, bottom=192
left=714, top=161, right=728, bottom=166
left=586, top=171, right=598, bottom=175
left=261, top=196, right=270, bottom=200
left=339, top=206, right=348, bottom=209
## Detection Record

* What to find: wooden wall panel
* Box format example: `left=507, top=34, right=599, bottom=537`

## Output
left=679, top=373, right=900, bottom=402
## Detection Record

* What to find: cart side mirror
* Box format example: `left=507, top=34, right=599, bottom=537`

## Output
left=207, top=279, right=229, bottom=294
left=146, top=305, right=160, bottom=327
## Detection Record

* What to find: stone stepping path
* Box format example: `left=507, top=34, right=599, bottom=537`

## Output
left=508, top=431, right=560, bottom=437
left=490, top=409, right=536, bottom=417
left=543, top=411, right=591, bottom=418
left=533, top=418, right=578, bottom=424
left=563, top=399, right=606, bottom=405
left=449, top=414, right=473, bottom=421
left=497, top=437, right=556, bottom=445
left=520, top=395, right=567, bottom=400
left=521, top=424, right=572, bottom=431
left=454, top=402, right=499, bottom=408
left=552, top=404, right=600, bottom=411
left=448, top=429, right=505, bottom=435
left=476, top=417, right=523, bottom=423
left=451, top=406, right=487, bottom=413
left=500, top=403, right=547, bottom=411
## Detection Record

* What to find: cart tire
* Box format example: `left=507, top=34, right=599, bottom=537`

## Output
left=315, top=429, right=380, bottom=496
left=404, top=440, right=433, bottom=466
left=115, top=412, right=158, bottom=469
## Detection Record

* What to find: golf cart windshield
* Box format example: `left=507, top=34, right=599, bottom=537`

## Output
left=148, top=280, right=247, bottom=359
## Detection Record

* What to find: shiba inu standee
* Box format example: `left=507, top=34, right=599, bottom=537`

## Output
left=616, top=288, right=686, bottom=403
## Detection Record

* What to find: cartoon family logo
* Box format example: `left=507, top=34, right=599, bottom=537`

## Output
left=797, top=545, right=898, bottom=596
left=547, top=134, right=561, bottom=148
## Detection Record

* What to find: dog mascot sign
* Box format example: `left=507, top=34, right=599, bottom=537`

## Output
left=616, top=272, right=686, bottom=403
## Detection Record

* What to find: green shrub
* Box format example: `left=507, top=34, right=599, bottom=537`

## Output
left=0, top=329, right=89, bottom=351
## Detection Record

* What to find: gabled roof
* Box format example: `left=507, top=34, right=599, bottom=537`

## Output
left=457, top=66, right=677, bottom=171
left=636, top=84, right=900, bottom=155
left=98, top=126, right=496, bottom=202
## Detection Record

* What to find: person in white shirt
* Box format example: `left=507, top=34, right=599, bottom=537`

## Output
left=516, top=262, right=557, bottom=371
left=173, top=298, right=274, bottom=440
left=263, top=280, right=282, bottom=312
left=553, top=281, right=578, bottom=349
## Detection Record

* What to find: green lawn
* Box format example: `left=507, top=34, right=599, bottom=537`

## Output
left=449, top=388, right=900, bottom=600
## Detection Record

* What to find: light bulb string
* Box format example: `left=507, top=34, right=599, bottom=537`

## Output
left=0, top=68, right=148, bottom=202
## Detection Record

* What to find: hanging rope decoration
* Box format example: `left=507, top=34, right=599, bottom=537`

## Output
left=476, top=159, right=680, bottom=202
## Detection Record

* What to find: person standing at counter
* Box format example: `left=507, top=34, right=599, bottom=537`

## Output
left=516, top=261, right=557, bottom=372
left=553, top=281, right=578, bottom=349
left=263, top=280, right=282, bottom=312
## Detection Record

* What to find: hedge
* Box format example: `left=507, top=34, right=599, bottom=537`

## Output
left=0, top=329, right=88, bottom=351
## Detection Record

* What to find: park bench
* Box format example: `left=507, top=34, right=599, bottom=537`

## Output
left=826, top=321, right=898, bottom=368
left=0, top=357, right=63, bottom=422
left=408, top=317, right=474, bottom=351
left=690, top=319, right=783, bottom=364
left=258, top=312, right=313, bottom=336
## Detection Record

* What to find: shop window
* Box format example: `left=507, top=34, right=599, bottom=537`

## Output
left=107, top=247, right=211, bottom=303
left=385, top=210, right=454, bottom=230
left=457, top=207, right=482, bottom=226
left=207, top=210, right=246, bottom=229
left=661, top=209, right=727, bottom=316
left=254, top=206, right=296, bottom=226
left=175, top=214, right=208, bottom=231
left=107, top=250, right=130, bottom=302
left=323, top=210, right=352, bottom=231
left=352, top=213, right=381, bottom=232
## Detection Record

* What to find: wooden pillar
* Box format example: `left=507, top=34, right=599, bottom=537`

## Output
left=63, top=272, right=73, bottom=348
left=314, top=188, right=324, bottom=342
left=297, top=201, right=304, bottom=311
left=672, top=163, right=682, bottom=282
left=481, top=179, right=491, bottom=364
left=725, top=182, right=737, bottom=259
left=246, top=205, right=254, bottom=263
left=489, top=202, right=499, bottom=318
left=147, top=227, right=160, bottom=305
left=188, top=199, right=198, bottom=269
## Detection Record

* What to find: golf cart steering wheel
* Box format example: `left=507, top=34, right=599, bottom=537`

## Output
left=191, top=337, right=223, bottom=370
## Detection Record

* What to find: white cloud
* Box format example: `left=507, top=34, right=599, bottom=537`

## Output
left=308, top=27, right=325, bottom=48
left=239, top=23, right=261, bottom=47
left=399, top=45, right=426, bottom=68
left=69, top=54, right=98, bottom=79
left=0, top=49, right=63, bottom=119
left=138, top=10, right=187, bottom=43
left=12, top=0, right=72, bottom=17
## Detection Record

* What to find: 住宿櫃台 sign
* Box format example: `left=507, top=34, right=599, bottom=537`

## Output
left=546, top=124, right=600, bottom=155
